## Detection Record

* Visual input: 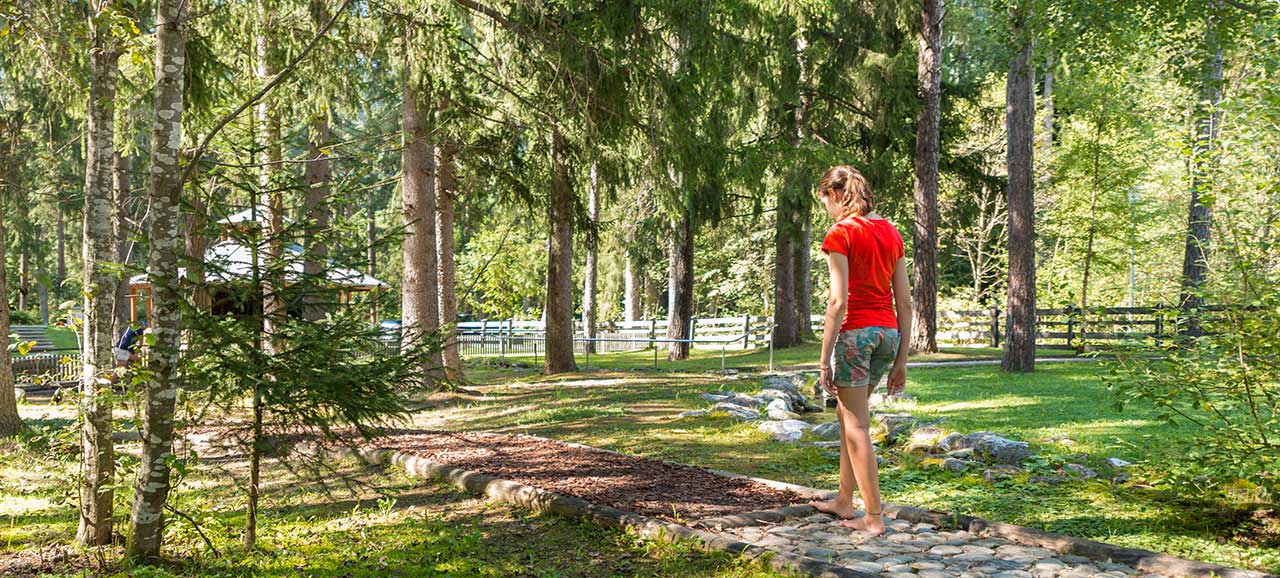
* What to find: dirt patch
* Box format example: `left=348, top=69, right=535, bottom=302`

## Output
left=370, top=430, right=805, bottom=521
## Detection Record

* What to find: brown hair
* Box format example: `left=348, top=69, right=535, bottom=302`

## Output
left=818, top=165, right=874, bottom=219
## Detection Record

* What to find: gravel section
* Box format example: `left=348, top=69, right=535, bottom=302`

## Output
left=721, top=512, right=1164, bottom=578
left=369, top=429, right=805, bottom=520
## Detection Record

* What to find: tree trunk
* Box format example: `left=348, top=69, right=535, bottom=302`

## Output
left=1078, top=118, right=1103, bottom=353
left=912, top=0, right=942, bottom=354
left=77, top=16, right=118, bottom=547
left=772, top=210, right=798, bottom=348
left=185, top=182, right=209, bottom=313
left=112, top=150, right=133, bottom=329
left=56, top=203, right=66, bottom=295
left=0, top=124, right=20, bottom=437
left=401, top=36, right=441, bottom=380
left=257, top=3, right=285, bottom=357
left=667, top=213, right=694, bottom=361
left=18, top=245, right=28, bottom=313
left=1002, top=2, right=1036, bottom=373
left=125, top=0, right=185, bottom=557
left=1179, top=20, right=1223, bottom=337
left=582, top=162, right=599, bottom=354
left=623, top=246, right=641, bottom=322
left=436, top=133, right=461, bottom=375
left=544, top=131, right=577, bottom=374
left=367, top=193, right=377, bottom=277
left=793, top=221, right=812, bottom=340
left=303, top=109, right=331, bottom=322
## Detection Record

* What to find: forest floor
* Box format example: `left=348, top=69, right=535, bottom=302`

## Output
left=0, top=409, right=786, bottom=577
left=413, top=359, right=1279, bottom=574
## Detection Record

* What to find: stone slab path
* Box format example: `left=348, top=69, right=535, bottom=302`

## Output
left=710, top=511, right=1158, bottom=578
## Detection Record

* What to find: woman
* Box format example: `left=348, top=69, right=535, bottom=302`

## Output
left=807, top=165, right=912, bottom=535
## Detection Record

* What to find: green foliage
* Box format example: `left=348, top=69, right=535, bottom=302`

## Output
left=1109, top=225, right=1279, bottom=501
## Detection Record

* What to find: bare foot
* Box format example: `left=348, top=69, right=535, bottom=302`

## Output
left=807, top=499, right=856, bottom=520
left=839, top=513, right=886, bottom=535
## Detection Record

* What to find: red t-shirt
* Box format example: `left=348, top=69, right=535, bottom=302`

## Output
left=820, top=216, right=904, bottom=331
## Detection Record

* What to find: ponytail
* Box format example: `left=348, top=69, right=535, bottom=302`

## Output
left=818, top=165, right=874, bottom=219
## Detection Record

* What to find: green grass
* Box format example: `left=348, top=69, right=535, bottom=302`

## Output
left=0, top=420, right=787, bottom=578
left=425, top=361, right=1278, bottom=574
left=475, top=341, right=1079, bottom=374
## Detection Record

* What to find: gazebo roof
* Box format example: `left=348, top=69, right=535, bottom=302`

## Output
left=129, top=239, right=386, bottom=290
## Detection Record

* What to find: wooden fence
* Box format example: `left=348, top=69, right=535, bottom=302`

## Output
left=458, top=305, right=1205, bottom=358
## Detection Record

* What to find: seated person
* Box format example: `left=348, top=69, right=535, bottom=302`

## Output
left=113, top=321, right=146, bottom=368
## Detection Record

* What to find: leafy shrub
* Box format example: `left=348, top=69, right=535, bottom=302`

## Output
left=1108, top=218, right=1278, bottom=503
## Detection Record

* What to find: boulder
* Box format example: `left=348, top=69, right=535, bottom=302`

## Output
left=811, top=421, right=841, bottom=440
left=946, top=448, right=975, bottom=460
left=677, top=409, right=709, bottom=419
left=765, top=398, right=801, bottom=420
left=936, top=432, right=964, bottom=452
left=699, top=391, right=736, bottom=403
left=760, top=374, right=810, bottom=412
left=711, top=402, right=761, bottom=421
left=718, top=393, right=763, bottom=409
left=758, top=419, right=811, bottom=443
left=950, top=431, right=1033, bottom=465
left=942, top=458, right=972, bottom=472
left=869, top=392, right=916, bottom=407
left=809, top=440, right=841, bottom=449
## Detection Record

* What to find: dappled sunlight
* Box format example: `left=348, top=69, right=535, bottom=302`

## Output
left=924, top=396, right=1041, bottom=413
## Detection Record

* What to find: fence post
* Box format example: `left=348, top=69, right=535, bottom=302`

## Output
left=481, top=319, right=489, bottom=355
left=1154, top=312, right=1163, bottom=346
left=1065, top=305, right=1076, bottom=350
left=768, top=316, right=775, bottom=372
left=689, top=317, right=697, bottom=343
left=742, top=314, right=751, bottom=350
left=649, top=319, right=657, bottom=344
left=989, top=305, right=1000, bottom=348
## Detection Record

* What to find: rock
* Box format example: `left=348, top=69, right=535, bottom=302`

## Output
left=760, top=375, right=811, bottom=412
left=719, top=393, right=764, bottom=409
left=943, top=458, right=972, bottom=472
left=905, top=426, right=945, bottom=453
left=950, top=431, right=1033, bottom=465
left=809, top=440, right=841, bottom=449
left=845, top=561, right=884, bottom=574
left=929, top=545, right=964, bottom=556
left=811, top=421, right=841, bottom=440
left=1106, top=457, right=1133, bottom=468
left=699, top=391, right=735, bottom=402
left=711, top=402, right=761, bottom=421
left=936, top=432, right=964, bottom=451
left=983, top=466, right=1020, bottom=482
left=947, top=448, right=975, bottom=459
left=873, top=412, right=919, bottom=444
left=765, top=398, right=800, bottom=420
left=802, top=403, right=824, bottom=413
left=757, top=419, right=811, bottom=443
left=1112, top=472, right=1131, bottom=484
left=1028, top=475, right=1065, bottom=485
left=112, top=430, right=142, bottom=442
left=803, top=546, right=836, bottom=560
left=677, top=409, right=708, bottom=419
left=1063, top=463, right=1098, bottom=479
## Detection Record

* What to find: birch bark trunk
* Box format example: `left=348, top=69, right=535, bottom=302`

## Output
left=126, top=0, right=185, bottom=557
left=77, top=6, right=118, bottom=546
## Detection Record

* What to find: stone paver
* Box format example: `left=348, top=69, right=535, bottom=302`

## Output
left=712, top=512, right=1165, bottom=578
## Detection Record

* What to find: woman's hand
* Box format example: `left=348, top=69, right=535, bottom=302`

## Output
left=886, top=362, right=907, bottom=396
left=820, top=365, right=838, bottom=397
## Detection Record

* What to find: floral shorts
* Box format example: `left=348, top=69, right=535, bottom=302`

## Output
left=830, top=326, right=900, bottom=388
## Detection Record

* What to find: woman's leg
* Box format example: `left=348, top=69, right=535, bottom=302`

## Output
left=836, top=383, right=885, bottom=534
left=810, top=404, right=857, bottom=519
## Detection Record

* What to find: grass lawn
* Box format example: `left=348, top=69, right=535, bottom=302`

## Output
left=0, top=414, right=787, bottom=578
left=46, top=327, right=78, bottom=350
left=473, top=340, right=1079, bottom=374
left=417, top=360, right=1277, bottom=574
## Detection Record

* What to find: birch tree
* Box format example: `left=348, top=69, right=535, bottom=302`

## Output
left=125, top=0, right=186, bottom=557
left=76, top=0, right=119, bottom=546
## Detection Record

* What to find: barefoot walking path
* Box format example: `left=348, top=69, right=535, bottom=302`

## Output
left=264, top=430, right=1273, bottom=578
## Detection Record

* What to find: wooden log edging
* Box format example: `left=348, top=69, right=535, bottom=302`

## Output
left=302, top=443, right=877, bottom=578
left=516, top=434, right=1274, bottom=578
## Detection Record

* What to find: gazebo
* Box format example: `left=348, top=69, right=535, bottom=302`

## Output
left=126, top=208, right=387, bottom=323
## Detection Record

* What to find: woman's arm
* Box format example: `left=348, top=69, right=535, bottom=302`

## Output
left=820, top=252, right=849, bottom=395
left=887, top=255, right=912, bottom=395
